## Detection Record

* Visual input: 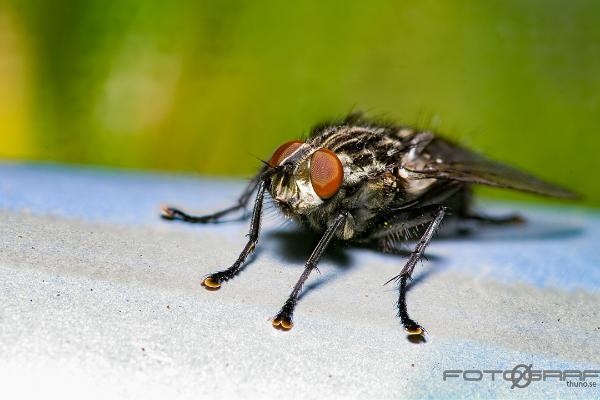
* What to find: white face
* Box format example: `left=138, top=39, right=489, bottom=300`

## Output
left=269, top=143, right=320, bottom=216
left=267, top=141, right=344, bottom=216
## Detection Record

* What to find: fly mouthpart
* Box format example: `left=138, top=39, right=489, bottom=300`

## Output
left=274, top=196, right=289, bottom=206
left=273, top=197, right=293, bottom=214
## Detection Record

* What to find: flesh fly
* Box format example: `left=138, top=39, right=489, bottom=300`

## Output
left=161, top=113, right=578, bottom=336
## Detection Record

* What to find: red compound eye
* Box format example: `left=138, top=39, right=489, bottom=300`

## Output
left=310, top=148, right=343, bottom=199
left=268, top=140, right=304, bottom=167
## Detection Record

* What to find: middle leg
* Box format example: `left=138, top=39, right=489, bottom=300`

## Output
left=394, top=205, right=446, bottom=335
left=371, top=204, right=447, bottom=336
left=161, top=166, right=266, bottom=224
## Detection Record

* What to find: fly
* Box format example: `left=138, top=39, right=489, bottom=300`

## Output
left=161, top=113, right=579, bottom=336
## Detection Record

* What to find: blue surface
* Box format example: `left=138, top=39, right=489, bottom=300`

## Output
left=2, top=161, right=598, bottom=292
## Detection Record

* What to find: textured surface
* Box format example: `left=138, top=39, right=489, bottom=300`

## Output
left=1, top=162, right=600, bottom=399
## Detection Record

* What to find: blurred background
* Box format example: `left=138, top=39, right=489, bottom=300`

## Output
left=1, top=0, right=598, bottom=206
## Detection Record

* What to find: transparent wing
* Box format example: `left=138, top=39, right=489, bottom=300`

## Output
left=405, top=138, right=579, bottom=199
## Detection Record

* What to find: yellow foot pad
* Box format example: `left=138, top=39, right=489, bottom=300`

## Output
left=202, top=277, right=221, bottom=290
left=160, top=206, right=175, bottom=219
left=272, top=316, right=293, bottom=330
left=406, top=326, right=424, bottom=336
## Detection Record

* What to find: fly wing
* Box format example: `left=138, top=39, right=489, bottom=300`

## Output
left=404, top=137, right=579, bottom=199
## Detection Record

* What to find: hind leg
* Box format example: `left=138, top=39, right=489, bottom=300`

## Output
left=449, top=187, right=524, bottom=227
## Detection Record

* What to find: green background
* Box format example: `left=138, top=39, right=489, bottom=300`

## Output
left=1, top=1, right=598, bottom=205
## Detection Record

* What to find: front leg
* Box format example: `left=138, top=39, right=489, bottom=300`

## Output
left=201, top=180, right=267, bottom=289
left=161, top=166, right=266, bottom=223
left=272, top=211, right=348, bottom=330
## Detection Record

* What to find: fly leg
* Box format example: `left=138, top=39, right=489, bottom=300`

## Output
left=375, top=205, right=447, bottom=336
left=453, top=188, right=523, bottom=226
left=161, top=167, right=265, bottom=223
left=272, top=211, right=348, bottom=330
left=200, top=180, right=267, bottom=289
left=396, top=205, right=446, bottom=335
left=452, top=212, right=524, bottom=236
left=460, top=212, right=524, bottom=225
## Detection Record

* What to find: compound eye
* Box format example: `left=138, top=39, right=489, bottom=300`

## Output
left=268, top=140, right=304, bottom=167
left=310, top=148, right=343, bottom=199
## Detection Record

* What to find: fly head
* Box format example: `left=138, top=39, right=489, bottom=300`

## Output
left=266, top=140, right=345, bottom=218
